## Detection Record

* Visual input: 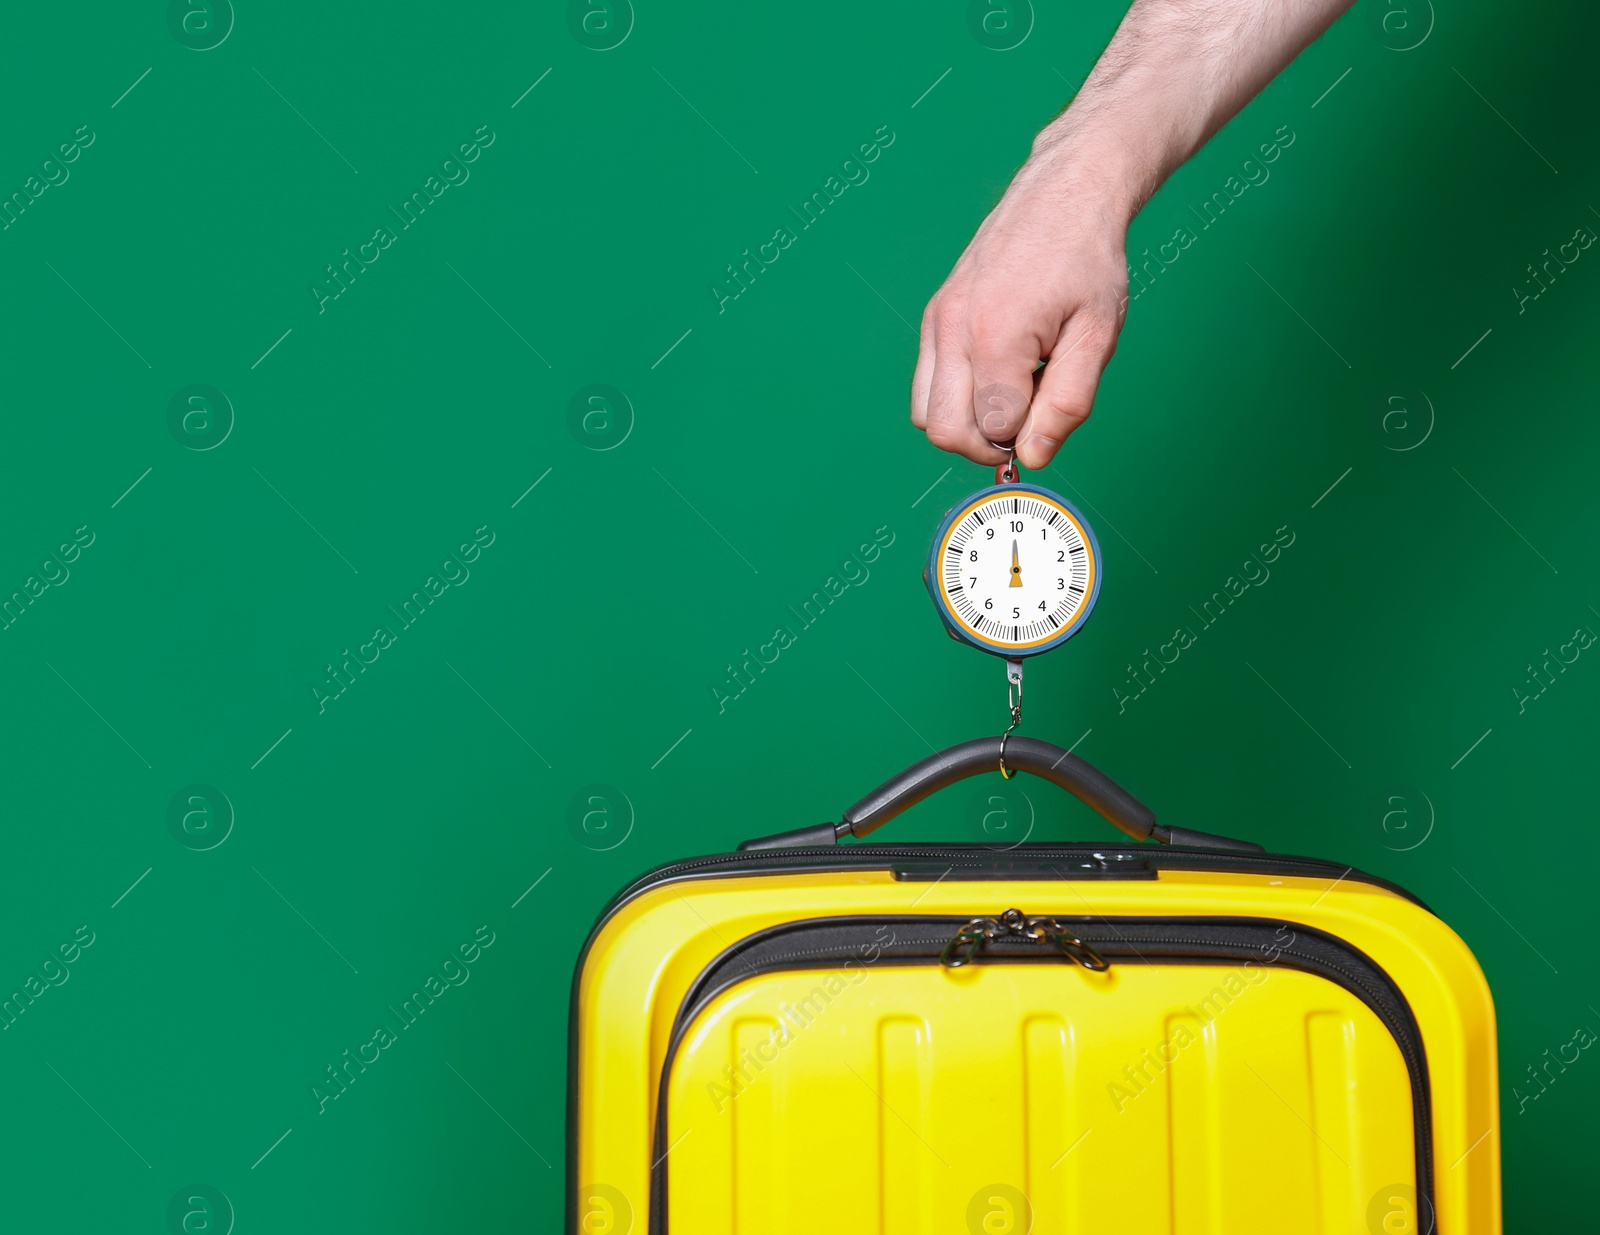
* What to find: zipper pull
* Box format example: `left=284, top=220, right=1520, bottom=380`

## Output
left=938, top=910, right=1110, bottom=971
left=1036, top=918, right=1111, bottom=971
left=939, top=915, right=1001, bottom=967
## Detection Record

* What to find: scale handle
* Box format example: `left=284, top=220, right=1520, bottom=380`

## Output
left=738, top=736, right=1262, bottom=852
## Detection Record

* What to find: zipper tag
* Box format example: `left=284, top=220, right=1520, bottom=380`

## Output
left=938, top=916, right=1001, bottom=967
left=939, top=908, right=1110, bottom=971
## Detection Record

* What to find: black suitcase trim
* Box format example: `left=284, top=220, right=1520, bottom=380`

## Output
left=644, top=914, right=1434, bottom=1233
left=590, top=843, right=1426, bottom=934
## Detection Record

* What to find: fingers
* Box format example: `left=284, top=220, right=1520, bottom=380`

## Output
left=1015, top=310, right=1120, bottom=470
left=917, top=291, right=1024, bottom=465
left=926, top=321, right=1007, bottom=465
left=915, top=284, right=1113, bottom=468
left=910, top=298, right=936, bottom=430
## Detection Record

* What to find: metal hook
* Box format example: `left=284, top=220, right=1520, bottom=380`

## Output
left=994, top=445, right=1020, bottom=485
left=999, top=659, right=1023, bottom=778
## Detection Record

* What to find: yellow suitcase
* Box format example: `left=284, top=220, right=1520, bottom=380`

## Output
left=569, top=737, right=1499, bottom=1234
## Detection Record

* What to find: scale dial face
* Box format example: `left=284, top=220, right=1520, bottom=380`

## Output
left=925, top=483, right=1101, bottom=657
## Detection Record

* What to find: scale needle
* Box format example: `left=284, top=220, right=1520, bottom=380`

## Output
left=1010, top=539, right=1023, bottom=587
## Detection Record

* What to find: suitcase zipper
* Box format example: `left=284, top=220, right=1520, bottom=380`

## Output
left=939, top=907, right=1110, bottom=970
left=648, top=914, right=1435, bottom=1234
left=593, top=844, right=1427, bottom=936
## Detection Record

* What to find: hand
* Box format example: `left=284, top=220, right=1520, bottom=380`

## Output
left=911, top=142, right=1132, bottom=472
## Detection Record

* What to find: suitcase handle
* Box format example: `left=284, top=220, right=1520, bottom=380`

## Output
left=738, top=736, right=1262, bottom=852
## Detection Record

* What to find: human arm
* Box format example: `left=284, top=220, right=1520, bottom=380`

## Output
left=910, top=0, right=1356, bottom=468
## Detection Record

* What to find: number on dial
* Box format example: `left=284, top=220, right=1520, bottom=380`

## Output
left=939, top=494, right=1091, bottom=648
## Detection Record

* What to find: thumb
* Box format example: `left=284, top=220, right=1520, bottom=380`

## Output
left=968, top=320, right=1043, bottom=446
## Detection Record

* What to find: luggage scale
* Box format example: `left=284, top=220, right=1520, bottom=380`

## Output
left=923, top=449, right=1101, bottom=775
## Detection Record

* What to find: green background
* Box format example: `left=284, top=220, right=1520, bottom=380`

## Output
left=0, top=0, right=1593, bottom=1228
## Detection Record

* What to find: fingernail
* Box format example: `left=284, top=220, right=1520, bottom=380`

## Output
left=1020, top=436, right=1057, bottom=467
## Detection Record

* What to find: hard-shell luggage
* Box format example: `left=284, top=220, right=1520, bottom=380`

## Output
left=568, top=737, right=1500, bottom=1233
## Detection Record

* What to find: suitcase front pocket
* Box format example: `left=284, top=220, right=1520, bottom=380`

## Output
left=654, top=915, right=1431, bottom=1234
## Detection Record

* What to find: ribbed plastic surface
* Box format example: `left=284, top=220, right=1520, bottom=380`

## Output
left=666, top=964, right=1415, bottom=1233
